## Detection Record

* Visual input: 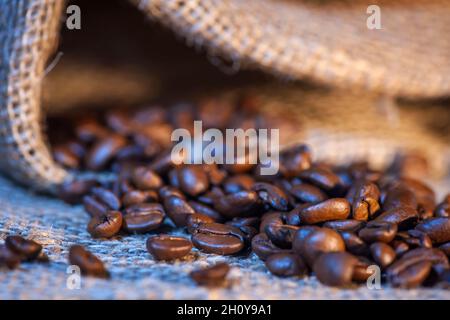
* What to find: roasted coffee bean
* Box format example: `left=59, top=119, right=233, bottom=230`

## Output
left=123, top=203, right=165, bottom=233
left=352, top=256, right=374, bottom=282
left=398, top=230, right=433, bottom=249
left=91, top=187, right=121, bottom=210
left=297, top=228, right=345, bottom=267
left=351, top=181, right=380, bottom=221
left=382, top=183, right=418, bottom=211
left=313, top=252, right=358, bottom=287
left=435, top=194, right=450, bottom=217
left=265, top=253, right=308, bottom=277
left=289, top=183, right=327, bottom=204
left=438, top=242, right=450, bottom=257
left=279, top=144, right=312, bottom=178
left=390, top=240, right=410, bottom=256
left=105, top=110, right=134, bottom=134
left=203, top=164, right=227, bottom=186
left=158, top=186, right=185, bottom=199
left=251, top=233, right=291, bottom=261
left=75, top=118, right=108, bottom=143
left=264, top=216, right=299, bottom=249
left=85, top=135, right=127, bottom=171
left=292, top=226, right=320, bottom=254
left=415, top=217, right=450, bottom=244
left=188, top=201, right=223, bottom=222
left=236, top=225, right=258, bottom=245
left=53, top=145, right=80, bottom=169
left=226, top=217, right=260, bottom=229
left=146, top=235, right=192, bottom=260
left=375, top=206, right=418, bottom=230
left=148, top=151, right=177, bottom=175
left=190, top=262, right=230, bottom=286
left=177, top=165, right=210, bottom=197
left=298, top=167, right=340, bottom=191
left=186, top=213, right=215, bottom=233
left=122, top=190, right=158, bottom=207
left=163, top=196, right=195, bottom=227
left=252, top=182, right=289, bottom=211
left=68, top=245, right=109, bottom=278
left=358, top=221, right=397, bottom=243
left=58, top=179, right=98, bottom=204
left=323, top=220, right=366, bottom=233
left=132, top=167, right=163, bottom=190
left=0, top=244, right=21, bottom=269
left=299, top=198, right=351, bottom=224
left=370, top=242, right=396, bottom=268
left=223, top=175, right=255, bottom=193
left=5, top=236, right=42, bottom=261
left=191, top=223, right=245, bottom=255
left=197, top=187, right=224, bottom=205
left=340, top=232, right=369, bottom=256
left=83, top=195, right=108, bottom=217
left=213, top=191, right=260, bottom=218
left=400, top=178, right=435, bottom=219
left=87, top=210, right=123, bottom=238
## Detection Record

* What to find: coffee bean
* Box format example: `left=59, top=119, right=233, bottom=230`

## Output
left=5, top=236, right=42, bottom=261
left=53, top=144, right=80, bottom=169
left=177, top=165, right=210, bottom=197
left=438, top=242, right=450, bottom=257
left=163, top=196, right=195, bottom=227
left=223, top=175, right=255, bottom=193
left=203, top=164, right=227, bottom=186
left=351, top=181, right=380, bottom=221
left=188, top=201, right=223, bottom=222
left=83, top=195, right=108, bottom=217
left=279, top=144, right=312, bottom=178
left=323, top=220, right=366, bottom=233
left=263, top=215, right=299, bottom=249
left=87, top=210, right=123, bottom=238
left=370, top=242, right=396, bottom=268
left=435, top=194, right=450, bottom=218
left=252, top=182, right=289, bottom=211
left=68, top=245, right=109, bottom=278
left=340, top=231, right=369, bottom=256
left=159, top=186, right=185, bottom=199
left=400, top=230, right=433, bottom=249
left=390, top=240, right=410, bottom=256
left=226, top=217, right=260, bottom=229
left=265, top=253, right=308, bottom=277
left=186, top=213, right=215, bottom=233
left=85, top=135, right=127, bottom=171
left=415, top=217, right=450, bottom=244
left=298, top=167, right=340, bottom=191
left=351, top=256, right=373, bottom=282
left=0, top=244, right=21, bottom=269
left=313, top=252, right=358, bottom=287
left=191, top=223, right=245, bottom=255
left=122, top=190, right=158, bottom=207
left=190, top=262, right=230, bottom=286
left=75, top=118, right=108, bottom=143
left=251, top=233, right=291, bottom=261
left=213, top=191, right=260, bottom=218
left=358, top=221, right=397, bottom=243
left=298, top=228, right=346, bottom=267
left=292, top=226, right=320, bottom=255
left=58, top=179, right=97, bottom=204
left=146, top=235, right=192, bottom=260
left=91, top=187, right=121, bottom=210
left=299, top=198, right=351, bottom=224
left=375, top=205, right=418, bottom=230
left=123, top=203, right=165, bottom=233
left=382, top=183, right=418, bottom=211
left=289, top=183, right=327, bottom=204
left=132, top=167, right=163, bottom=190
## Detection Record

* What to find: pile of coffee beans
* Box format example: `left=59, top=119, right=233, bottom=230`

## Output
left=0, top=235, right=49, bottom=269
left=52, top=98, right=450, bottom=288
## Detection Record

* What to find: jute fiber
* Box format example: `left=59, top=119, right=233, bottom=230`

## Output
left=1, top=0, right=450, bottom=191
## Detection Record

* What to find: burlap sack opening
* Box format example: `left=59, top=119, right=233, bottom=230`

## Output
left=1, top=0, right=449, bottom=193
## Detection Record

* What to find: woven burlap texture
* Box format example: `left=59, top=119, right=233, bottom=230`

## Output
left=1, top=0, right=450, bottom=192
left=1, top=174, right=450, bottom=300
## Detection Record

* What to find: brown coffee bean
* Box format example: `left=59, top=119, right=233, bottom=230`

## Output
left=58, top=179, right=97, bottom=204
left=91, top=187, right=121, bottom=210
left=186, top=213, right=215, bottom=233
left=415, top=217, right=450, bottom=244
left=226, top=217, right=260, bottom=229
left=223, top=175, right=255, bottom=193
left=122, top=190, right=158, bottom=207
left=163, top=196, right=195, bottom=227
left=292, top=226, right=320, bottom=254
left=190, top=263, right=230, bottom=287
left=105, top=110, right=134, bottom=134
left=435, top=194, right=450, bottom=218
left=159, top=186, right=185, bottom=200
left=390, top=240, right=410, bottom=256
left=53, top=145, right=80, bottom=169
left=375, top=206, right=418, bottom=230
left=85, top=135, right=127, bottom=171
left=75, top=118, right=108, bottom=143
left=351, top=256, right=373, bottom=282
left=252, top=183, right=289, bottom=211
left=383, top=183, right=418, bottom=211
left=87, top=210, right=123, bottom=238
left=358, top=221, right=397, bottom=243
left=188, top=201, right=223, bottom=222
left=175, top=165, right=210, bottom=197
left=5, top=236, right=42, bottom=261
left=265, top=253, right=308, bottom=277
left=264, top=215, right=299, bottom=249
left=191, top=223, right=245, bottom=255
left=340, top=232, right=369, bottom=256
left=279, top=144, right=312, bottom=178
left=148, top=151, right=177, bottom=175
left=203, top=164, right=227, bottom=186
left=298, top=167, right=340, bottom=191
left=123, top=203, right=165, bottom=233
left=289, top=183, right=327, bottom=204
left=370, top=242, right=396, bottom=268
left=146, top=235, right=192, bottom=260
left=399, top=230, right=433, bottom=249
left=299, top=198, right=351, bottom=224
left=400, top=178, right=436, bottom=219
left=68, top=245, right=109, bottom=278
left=132, top=167, right=163, bottom=190
left=438, top=242, right=450, bottom=257
left=213, top=191, right=260, bottom=218
left=298, top=228, right=345, bottom=267
left=351, top=181, right=380, bottom=221
left=313, top=252, right=359, bottom=287
left=323, top=220, right=366, bottom=233
left=0, top=244, right=21, bottom=269
left=251, top=233, right=291, bottom=261
left=83, top=195, right=108, bottom=217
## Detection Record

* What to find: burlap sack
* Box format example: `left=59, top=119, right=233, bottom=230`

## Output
left=1, top=0, right=450, bottom=192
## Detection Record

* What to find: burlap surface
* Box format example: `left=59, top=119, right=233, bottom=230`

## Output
left=1, top=174, right=450, bottom=300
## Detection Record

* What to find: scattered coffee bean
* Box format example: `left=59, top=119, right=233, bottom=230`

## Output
left=5, top=235, right=42, bottom=261
left=123, top=203, right=165, bottom=233
left=68, top=245, right=109, bottom=278
left=146, top=235, right=192, bottom=260
left=87, top=211, right=123, bottom=238
left=0, top=244, right=21, bottom=269
left=190, top=263, right=230, bottom=287
left=191, top=223, right=245, bottom=255
left=265, top=253, right=307, bottom=277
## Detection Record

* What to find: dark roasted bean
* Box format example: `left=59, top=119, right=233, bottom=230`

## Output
left=252, top=182, right=289, bottom=211
left=352, top=256, right=373, bottom=282
left=186, top=213, right=215, bottom=234
left=83, top=195, right=108, bottom=217
left=190, top=263, right=230, bottom=287
left=5, top=236, right=42, bottom=261
left=68, top=245, right=109, bottom=278
left=191, top=223, right=245, bottom=255
left=213, top=191, right=260, bottom=218
left=132, top=167, right=163, bottom=190
left=251, top=233, right=291, bottom=261
left=265, top=253, right=308, bottom=277
left=188, top=201, right=223, bottom=222
left=375, top=206, right=418, bottom=230
left=370, top=242, right=396, bottom=268
left=177, top=165, right=210, bottom=197
left=415, top=217, right=450, bottom=244
left=390, top=240, right=410, bottom=256
left=340, top=232, right=369, bottom=256
left=75, top=118, right=108, bottom=143
left=299, top=198, right=351, bottom=224
left=53, top=145, right=80, bottom=169
left=279, top=144, right=311, bottom=178
left=203, top=164, right=227, bottom=186
left=87, top=210, right=123, bottom=238
left=298, top=167, right=340, bottom=191
left=163, top=196, right=195, bottom=227
left=358, top=221, right=397, bottom=243
left=91, top=187, right=121, bottom=210
left=400, top=230, right=433, bottom=249
left=323, top=220, right=366, bottom=233
left=122, top=190, right=158, bottom=207
left=289, top=183, right=327, bottom=204
left=264, top=215, right=299, bottom=249
left=226, top=217, right=260, bottom=229
left=382, top=184, right=417, bottom=211
left=438, top=242, right=450, bottom=257
left=351, top=181, right=380, bottom=221
left=0, top=244, right=21, bottom=269
left=223, top=175, right=255, bottom=193
left=146, top=235, right=192, bottom=260
left=435, top=194, right=450, bottom=218
left=85, top=135, right=127, bottom=171
left=123, top=203, right=165, bottom=233
left=58, top=179, right=97, bottom=204
left=313, top=252, right=358, bottom=287
left=158, top=186, right=185, bottom=200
